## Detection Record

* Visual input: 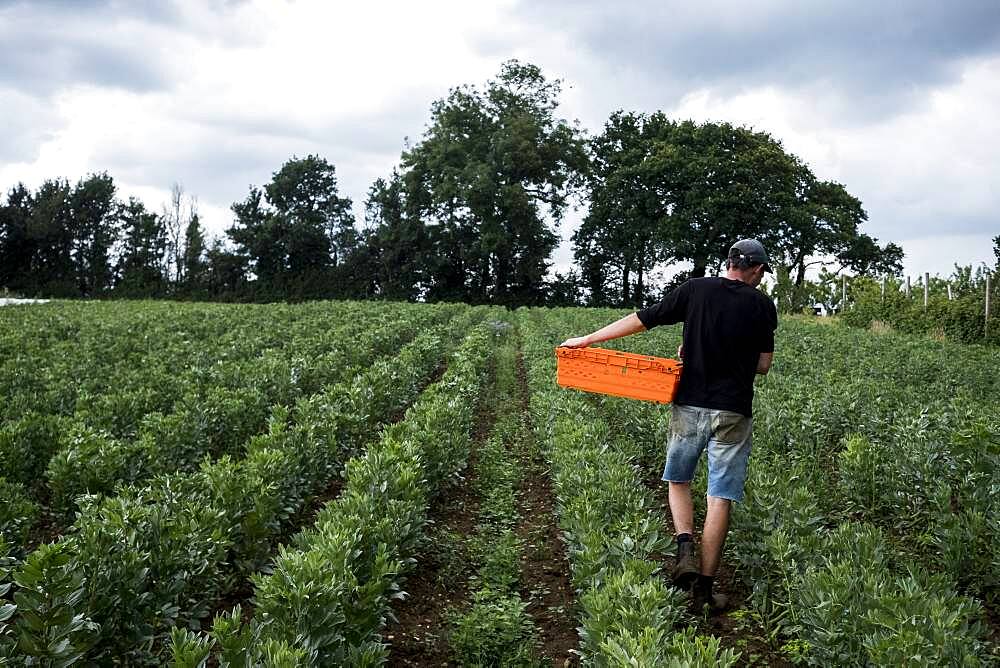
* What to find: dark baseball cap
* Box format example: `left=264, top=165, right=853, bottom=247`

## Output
left=728, top=239, right=772, bottom=272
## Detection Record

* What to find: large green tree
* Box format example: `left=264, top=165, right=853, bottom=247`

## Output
left=395, top=60, right=586, bottom=305
left=203, top=238, right=248, bottom=300
left=25, top=178, right=76, bottom=296
left=0, top=183, right=35, bottom=292
left=180, top=212, right=207, bottom=295
left=68, top=172, right=117, bottom=296
left=1, top=175, right=120, bottom=297
left=653, top=121, right=802, bottom=278
left=576, top=114, right=895, bottom=309
left=575, top=118, right=804, bottom=304
left=574, top=111, right=674, bottom=307
left=227, top=155, right=356, bottom=297
left=115, top=197, right=167, bottom=296
left=364, top=172, right=431, bottom=300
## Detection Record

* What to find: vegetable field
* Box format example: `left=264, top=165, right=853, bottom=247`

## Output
left=1, top=300, right=998, bottom=666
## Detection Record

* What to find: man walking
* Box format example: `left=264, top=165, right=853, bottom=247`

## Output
left=559, top=239, right=777, bottom=613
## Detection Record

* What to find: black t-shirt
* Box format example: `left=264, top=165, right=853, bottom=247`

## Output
left=636, top=277, right=777, bottom=417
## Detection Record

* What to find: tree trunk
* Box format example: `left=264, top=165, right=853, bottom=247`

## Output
left=794, top=256, right=807, bottom=288
left=621, top=256, right=632, bottom=306
left=636, top=264, right=645, bottom=307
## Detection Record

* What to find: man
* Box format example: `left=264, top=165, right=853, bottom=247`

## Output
left=559, top=239, right=777, bottom=613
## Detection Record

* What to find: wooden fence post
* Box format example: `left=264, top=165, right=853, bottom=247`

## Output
left=881, top=276, right=886, bottom=302
left=906, top=275, right=911, bottom=298
left=924, top=272, right=929, bottom=309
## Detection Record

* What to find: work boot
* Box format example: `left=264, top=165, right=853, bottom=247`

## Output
left=691, top=588, right=729, bottom=614
left=671, top=541, right=699, bottom=589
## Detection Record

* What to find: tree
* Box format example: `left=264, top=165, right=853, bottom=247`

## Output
left=834, top=234, right=904, bottom=277
left=364, top=173, right=431, bottom=300
left=161, top=183, right=199, bottom=288
left=180, top=212, right=207, bottom=294
left=227, top=155, right=356, bottom=297
left=575, top=114, right=892, bottom=312
left=203, top=237, right=248, bottom=300
left=771, top=176, right=868, bottom=286
left=653, top=121, right=803, bottom=278
left=574, top=111, right=674, bottom=307
left=115, top=197, right=166, bottom=296
left=68, top=173, right=117, bottom=296
left=0, top=184, right=35, bottom=292
left=544, top=269, right=584, bottom=306
left=574, top=117, right=805, bottom=303
left=26, top=178, right=76, bottom=296
left=396, top=60, right=586, bottom=305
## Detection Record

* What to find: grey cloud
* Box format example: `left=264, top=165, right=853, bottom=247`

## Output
left=91, top=93, right=432, bottom=213
left=0, top=88, right=60, bottom=164
left=0, top=0, right=254, bottom=97
left=182, top=94, right=435, bottom=160
left=871, top=215, right=994, bottom=242
left=866, top=202, right=998, bottom=242
left=0, top=0, right=222, bottom=25
left=510, top=0, right=1000, bottom=122
left=95, top=137, right=304, bottom=210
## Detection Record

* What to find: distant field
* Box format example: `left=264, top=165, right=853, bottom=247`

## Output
left=1, top=301, right=997, bottom=665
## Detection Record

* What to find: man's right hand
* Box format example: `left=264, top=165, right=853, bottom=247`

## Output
left=560, top=336, right=590, bottom=348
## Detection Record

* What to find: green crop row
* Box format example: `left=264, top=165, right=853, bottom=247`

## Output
left=0, top=300, right=385, bottom=491
left=0, top=304, right=461, bottom=556
left=170, top=316, right=502, bottom=665
left=42, top=306, right=457, bottom=520
left=0, top=300, right=371, bottom=423
left=448, top=337, right=540, bottom=667
left=519, top=309, right=738, bottom=667
left=0, top=310, right=483, bottom=665
left=730, top=318, right=998, bottom=665
left=571, top=309, right=1000, bottom=665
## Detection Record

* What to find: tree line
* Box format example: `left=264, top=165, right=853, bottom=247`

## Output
left=1, top=61, right=907, bottom=309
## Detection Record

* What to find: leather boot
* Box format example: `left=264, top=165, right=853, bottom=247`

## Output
left=671, top=541, right=699, bottom=589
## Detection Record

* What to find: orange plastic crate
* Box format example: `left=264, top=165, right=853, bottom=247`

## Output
left=555, top=346, right=682, bottom=404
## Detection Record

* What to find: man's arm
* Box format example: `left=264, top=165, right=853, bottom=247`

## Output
left=560, top=313, right=647, bottom=348
left=756, top=352, right=773, bottom=375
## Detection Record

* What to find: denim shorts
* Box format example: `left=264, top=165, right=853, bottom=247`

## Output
left=662, top=403, right=753, bottom=502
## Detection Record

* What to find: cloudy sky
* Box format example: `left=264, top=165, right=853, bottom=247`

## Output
left=2, top=0, right=998, bottom=279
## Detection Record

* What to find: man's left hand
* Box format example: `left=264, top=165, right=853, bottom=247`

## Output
left=560, top=336, right=589, bottom=348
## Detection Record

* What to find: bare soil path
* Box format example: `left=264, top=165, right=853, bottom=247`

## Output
left=386, top=364, right=493, bottom=666
left=513, top=348, right=579, bottom=666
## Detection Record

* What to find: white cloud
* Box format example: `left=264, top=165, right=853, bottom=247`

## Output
left=1, top=0, right=997, bottom=281
left=660, top=57, right=1000, bottom=277
left=1, top=0, right=519, bottom=238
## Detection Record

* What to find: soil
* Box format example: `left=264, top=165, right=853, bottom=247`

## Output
left=513, top=350, right=580, bottom=667
left=386, top=364, right=493, bottom=666
left=23, top=487, right=64, bottom=553
left=983, top=605, right=1000, bottom=659
left=388, top=343, right=581, bottom=666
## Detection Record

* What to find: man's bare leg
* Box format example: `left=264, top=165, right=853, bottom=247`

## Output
left=668, top=481, right=694, bottom=535
left=668, top=481, right=699, bottom=587
left=700, top=495, right=731, bottom=576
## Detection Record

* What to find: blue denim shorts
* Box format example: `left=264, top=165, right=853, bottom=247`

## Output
left=662, top=403, right=753, bottom=502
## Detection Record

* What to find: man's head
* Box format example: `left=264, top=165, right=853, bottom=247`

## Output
left=726, top=239, right=771, bottom=287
